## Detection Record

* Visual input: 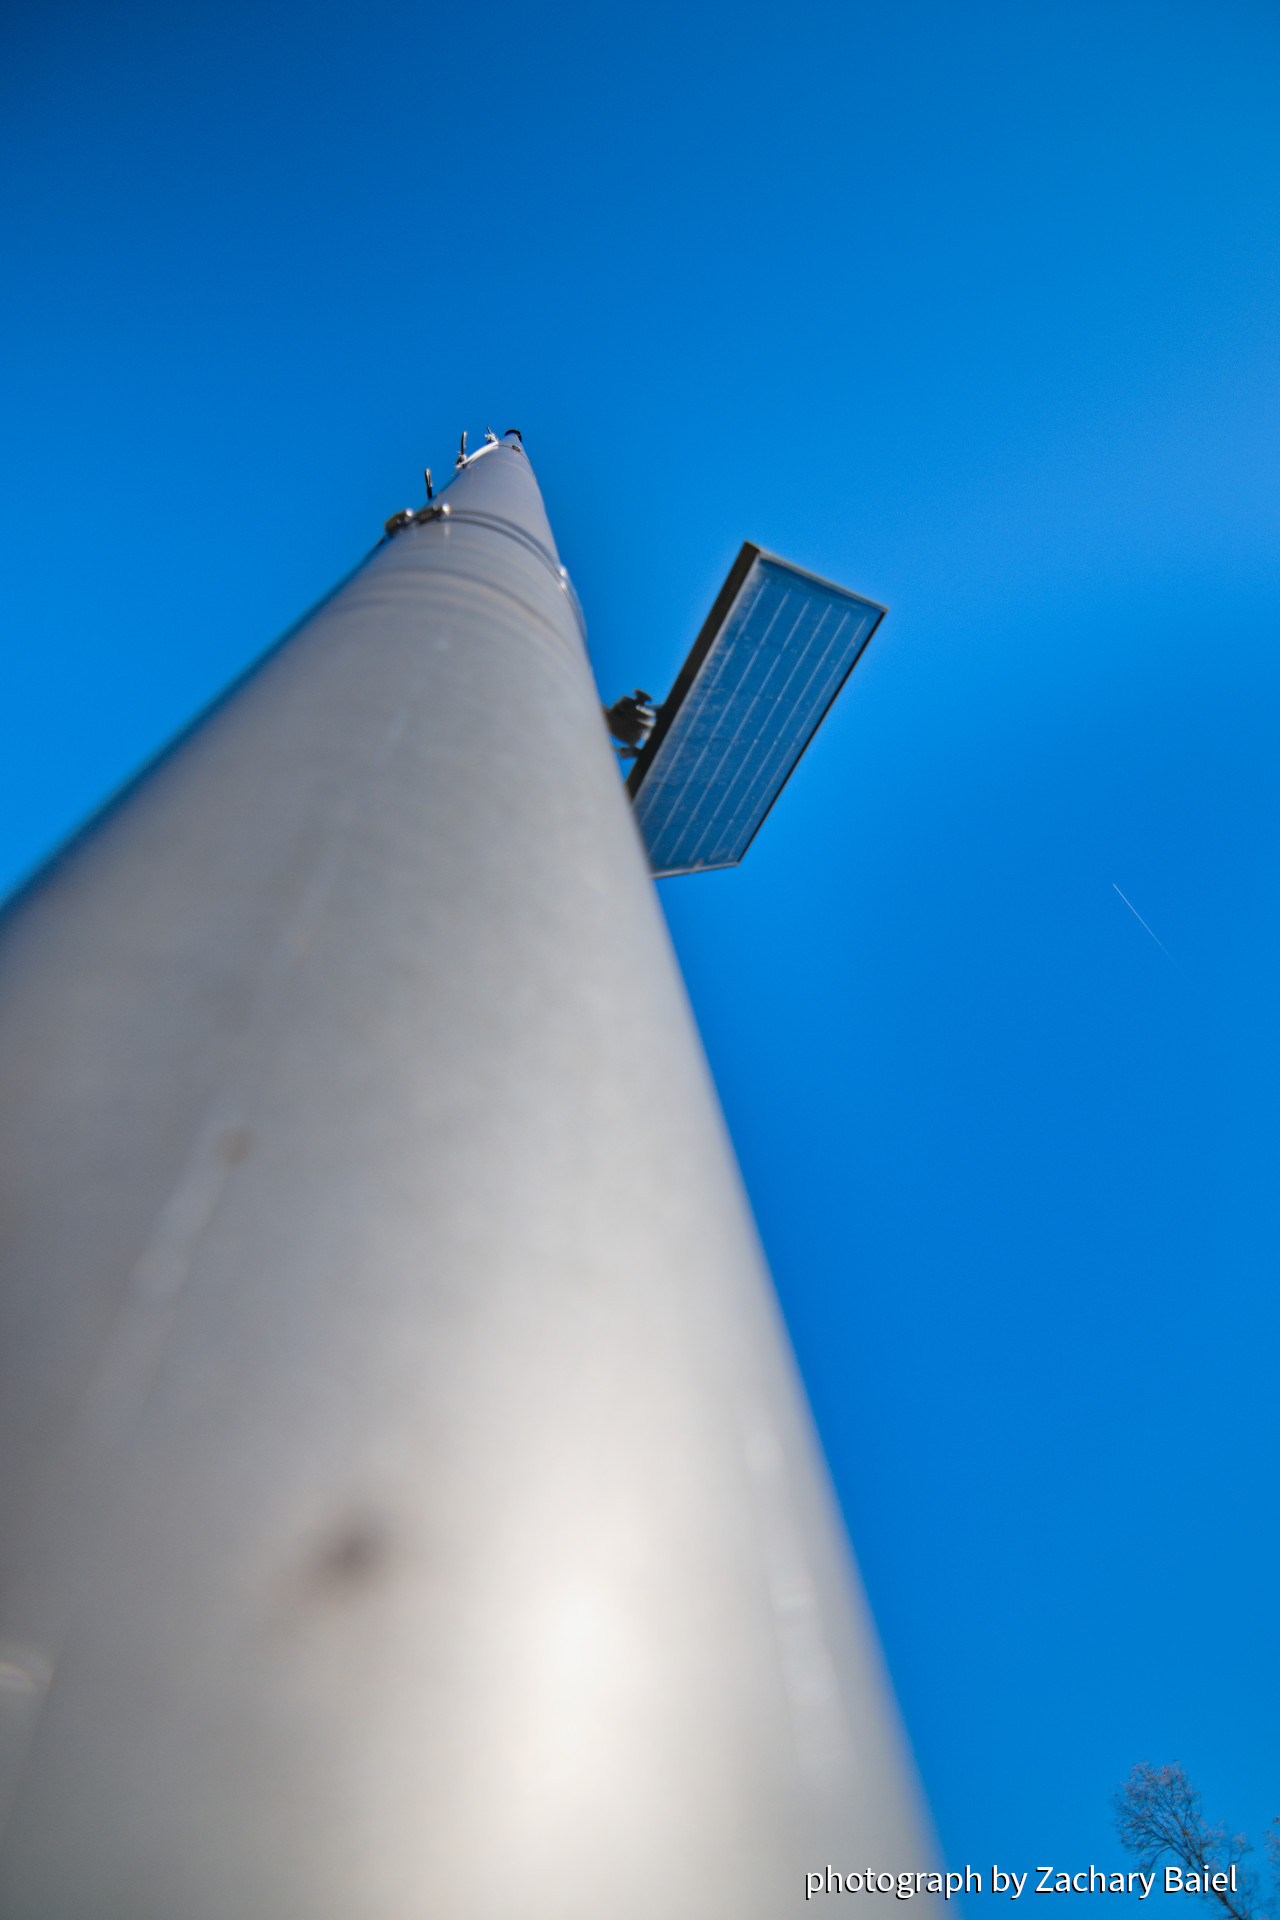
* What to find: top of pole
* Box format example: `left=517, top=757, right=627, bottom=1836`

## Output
left=438, top=429, right=560, bottom=556
left=384, top=429, right=586, bottom=644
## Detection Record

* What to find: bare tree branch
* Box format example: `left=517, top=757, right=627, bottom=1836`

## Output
left=1112, top=1764, right=1263, bottom=1920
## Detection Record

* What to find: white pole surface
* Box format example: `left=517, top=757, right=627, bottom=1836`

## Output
left=0, top=437, right=939, bottom=1918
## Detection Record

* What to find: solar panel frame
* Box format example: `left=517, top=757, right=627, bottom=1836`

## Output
left=627, top=544, right=886, bottom=878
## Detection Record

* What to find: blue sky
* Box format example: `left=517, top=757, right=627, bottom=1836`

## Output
left=3, top=0, right=1278, bottom=1894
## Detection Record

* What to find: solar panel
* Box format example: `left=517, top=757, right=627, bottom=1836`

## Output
left=627, top=544, right=886, bottom=878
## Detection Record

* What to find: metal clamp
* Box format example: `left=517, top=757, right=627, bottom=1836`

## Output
left=383, top=502, right=586, bottom=643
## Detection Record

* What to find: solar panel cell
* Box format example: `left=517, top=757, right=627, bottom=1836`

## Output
left=628, top=548, right=885, bottom=877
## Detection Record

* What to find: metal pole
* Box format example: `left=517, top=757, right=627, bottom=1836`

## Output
left=0, top=435, right=938, bottom=1918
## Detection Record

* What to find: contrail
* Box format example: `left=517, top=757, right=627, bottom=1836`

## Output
left=1113, top=884, right=1179, bottom=967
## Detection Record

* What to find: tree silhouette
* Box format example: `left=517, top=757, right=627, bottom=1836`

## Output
left=1113, top=1764, right=1275, bottom=1920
